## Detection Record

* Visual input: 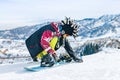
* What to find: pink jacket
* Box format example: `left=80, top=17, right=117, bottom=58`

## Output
left=40, top=22, right=61, bottom=54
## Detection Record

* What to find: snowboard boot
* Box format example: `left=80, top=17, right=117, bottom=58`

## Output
left=41, top=54, right=55, bottom=67
left=33, top=57, right=38, bottom=62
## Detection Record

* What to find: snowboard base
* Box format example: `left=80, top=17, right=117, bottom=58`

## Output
left=24, top=65, right=46, bottom=71
left=24, top=61, right=70, bottom=72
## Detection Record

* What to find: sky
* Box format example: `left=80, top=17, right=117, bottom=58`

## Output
left=0, top=0, right=120, bottom=30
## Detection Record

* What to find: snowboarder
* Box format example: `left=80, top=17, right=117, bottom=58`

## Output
left=25, top=17, right=83, bottom=67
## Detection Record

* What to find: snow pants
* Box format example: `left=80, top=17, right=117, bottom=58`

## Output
left=36, top=37, right=58, bottom=59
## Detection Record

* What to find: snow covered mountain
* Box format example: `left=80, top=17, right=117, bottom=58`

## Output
left=0, top=14, right=120, bottom=63
left=0, top=14, right=120, bottom=40
left=77, top=14, right=120, bottom=38
left=0, top=22, right=50, bottom=40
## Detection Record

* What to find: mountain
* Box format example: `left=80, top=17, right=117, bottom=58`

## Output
left=0, top=14, right=120, bottom=40
left=0, top=22, right=50, bottom=40
left=77, top=14, right=120, bottom=38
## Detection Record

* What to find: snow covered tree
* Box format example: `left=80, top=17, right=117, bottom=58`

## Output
left=83, top=43, right=100, bottom=56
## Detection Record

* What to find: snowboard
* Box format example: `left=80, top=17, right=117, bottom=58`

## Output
left=24, top=61, right=71, bottom=72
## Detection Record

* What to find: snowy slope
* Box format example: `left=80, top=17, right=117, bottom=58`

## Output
left=0, top=48, right=120, bottom=80
left=0, top=14, right=120, bottom=80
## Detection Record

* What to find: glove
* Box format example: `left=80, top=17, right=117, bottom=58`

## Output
left=52, top=53, right=60, bottom=62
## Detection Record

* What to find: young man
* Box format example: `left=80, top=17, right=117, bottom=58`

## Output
left=25, top=18, right=83, bottom=67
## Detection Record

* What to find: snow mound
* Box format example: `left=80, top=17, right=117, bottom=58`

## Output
left=0, top=48, right=120, bottom=80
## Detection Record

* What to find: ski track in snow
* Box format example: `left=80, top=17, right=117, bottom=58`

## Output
left=0, top=48, right=120, bottom=80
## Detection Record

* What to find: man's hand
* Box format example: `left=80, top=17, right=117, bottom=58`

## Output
left=52, top=53, right=60, bottom=62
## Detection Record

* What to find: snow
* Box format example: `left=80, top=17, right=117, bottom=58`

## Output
left=0, top=48, right=120, bottom=80
left=0, top=14, right=120, bottom=79
left=93, top=20, right=104, bottom=28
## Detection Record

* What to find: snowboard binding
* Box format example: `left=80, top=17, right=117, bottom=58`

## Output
left=59, top=54, right=72, bottom=63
